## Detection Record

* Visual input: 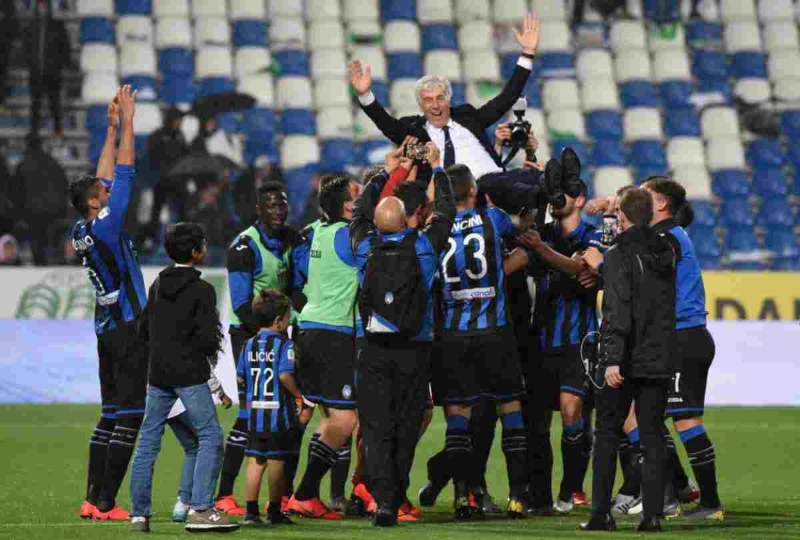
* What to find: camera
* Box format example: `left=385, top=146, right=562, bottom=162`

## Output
left=404, top=143, right=428, bottom=161
left=504, top=98, right=532, bottom=150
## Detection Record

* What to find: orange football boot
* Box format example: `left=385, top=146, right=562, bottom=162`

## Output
left=286, top=496, right=343, bottom=520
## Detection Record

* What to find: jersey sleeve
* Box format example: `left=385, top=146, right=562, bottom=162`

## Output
left=489, top=207, right=516, bottom=236
left=94, top=164, right=135, bottom=238
left=236, top=340, right=247, bottom=380
left=227, top=236, right=258, bottom=332
left=584, top=228, right=604, bottom=250
left=278, top=341, right=296, bottom=375
left=291, top=229, right=313, bottom=292
left=334, top=227, right=358, bottom=267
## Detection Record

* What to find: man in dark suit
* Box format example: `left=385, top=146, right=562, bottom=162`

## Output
left=349, top=13, right=543, bottom=214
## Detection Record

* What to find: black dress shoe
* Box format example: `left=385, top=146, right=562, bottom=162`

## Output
left=373, top=506, right=397, bottom=527
left=560, top=146, right=582, bottom=181
left=579, top=513, right=617, bottom=531
left=544, top=159, right=565, bottom=208
left=637, top=516, right=662, bottom=532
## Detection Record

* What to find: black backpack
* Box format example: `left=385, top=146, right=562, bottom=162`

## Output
left=359, top=233, right=427, bottom=339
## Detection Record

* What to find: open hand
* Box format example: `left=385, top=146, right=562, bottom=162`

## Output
left=116, top=84, right=137, bottom=124
left=426, top=142, right=441, bottom=168
left=348, top=60, right=372, bottom=96
left=515, top=12, right=540, bottom=55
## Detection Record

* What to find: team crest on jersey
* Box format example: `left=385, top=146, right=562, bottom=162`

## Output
left=97, top=207, right=110, bottom=220
left=342, top=385, right=352, bottom=399
left=287, top=347, right=295, bottom=361
left=384, top=292, right=394, bottom=305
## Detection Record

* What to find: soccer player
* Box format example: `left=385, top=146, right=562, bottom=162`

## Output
left=239, top=288, right=307, bottom=526
left=69, top=85, right=147, bottom=521
left=216, top=182, right=304, bottom=515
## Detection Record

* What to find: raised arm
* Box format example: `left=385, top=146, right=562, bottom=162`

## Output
left=116, top=85, right=136, bottom=166
left=424, top=144, right=456, bottom=253
left=350, top=168, right=389, bottom=248
left=95, top=97, right=118, bottom=182
left=102, top=86, right=137, bottom=232
left=516, top=230, right=584, bottom=276
left=350, top=60, right=410, bottom=145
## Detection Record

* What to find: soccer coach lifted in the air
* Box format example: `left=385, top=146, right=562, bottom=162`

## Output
left=349, top=13, right=541, bottom=208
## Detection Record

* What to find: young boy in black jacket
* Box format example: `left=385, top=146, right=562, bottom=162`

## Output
left=129, top=223, right=239, bottom=533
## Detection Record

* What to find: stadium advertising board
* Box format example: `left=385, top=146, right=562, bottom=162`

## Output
left=703, top=272, right=800, bottom=321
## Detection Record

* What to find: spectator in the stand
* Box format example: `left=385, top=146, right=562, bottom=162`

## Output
left=23, top=0, right=70, bottom=137
left=185, top=178, right=239, bottom=251
left=146, top=107, right=189, bottom=234
left=572, top=0, right=630, bottom=28
left=0, top=1, right=19, bottom=107
left=190, top=116, right=217, bottom=154
left=234, top=155, right=284, bottom=225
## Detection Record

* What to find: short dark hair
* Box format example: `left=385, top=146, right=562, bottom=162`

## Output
left=252, top=288, right=292, bottom=328
left=619, top=189, right=653, bottom=227
left=164, top=222, right=206, bottom=264
left=642, top=176, right=693, bottom=226
left=616, top=184, right=637, bottom=197
left=445, top=164, right=475, bottom=204
left=393, top=182, right=428, bottom=217
left=257, top=181, right=286, bottom=202
left=318, top=173, right=354, bottom=221
left=68, top=175, right=103, bottom=216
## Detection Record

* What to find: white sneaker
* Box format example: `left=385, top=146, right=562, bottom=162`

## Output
left=172, top=498, right=190, bottom=523
left=611, top=493, right=643, bottom=515
left=554, top=498, right=574, bottom=514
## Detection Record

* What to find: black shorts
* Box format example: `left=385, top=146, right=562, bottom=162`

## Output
left=433, top=327, right=525, bottom=405
left=537, top=344, right=595, bottom=411
left=245, top=430, right=299, bottom=461
left=296, top=328, right=357, bottom=409
left=97, top=318, right=148, bottom=415
left=666, top=326, right=715, bottom=420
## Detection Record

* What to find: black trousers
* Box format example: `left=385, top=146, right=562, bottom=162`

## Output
left=477, top=168, right=545, bottom=217
left=358, top=339, right=431, bottom=511
left=30, top=72, right=62, bottom=135
left=592, top=375, right=669, bottom=519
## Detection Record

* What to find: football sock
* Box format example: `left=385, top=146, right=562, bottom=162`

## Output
left=679, top=426, right=720, bottom=508
left=500, top=411, right=528, bottom=497
left=98, top=414, right=142, bottom=511
left=668, top=431, right=689, bottom=491
left=268, top=500, right=282, bottom=520
left=662, top=426, right=678, bottom=499
left=284, top=427, right=305, bottom=496
left=87, top=413, right=116, bottom=503
left=330, top=436, right=352, bottom=500
left=559, top=417, right=585, bottom=501
left=445, top=415, right=472, bottom=489
left=246, top=501, right=259, bottom=516
left=294, top=436, right=337, bottom=501
left=426, top=449, right=450, bottom=485
left=619, top=429, right=642, bottom=497
left=218, top=417, right=249, bottom=498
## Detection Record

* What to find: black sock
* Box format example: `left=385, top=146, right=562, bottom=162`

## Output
left=559, top=418, right=585, bottom=501
left=294, top=436, right=337, bottom=501
left=268, top=500, right=282, bottom=519
left=619, top=429, right=642, bottom=497
left=662, top=427, right=678, bottom=500
left=218, top=417, right=249, bottom=498
left=246, top=501, right=260, bottom=516
left=444, top=415, right=472, bottom=492
left=98, top=415, right=141, bottom=511
left=284, top=427, right=305, bottom=496
left=679, top=426, right=720, bottom=508
left=87, top=414, right=115, bottom=503
left=500, top=412, right=528, bottom=497
left=330, top=437, right=352, bottom=500
left=667, top=431, right=689, bottom=491
left=427, top=449, right=450, bottom=486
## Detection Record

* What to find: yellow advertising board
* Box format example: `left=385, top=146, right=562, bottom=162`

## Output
left=703, top=272, right=800, bottom=321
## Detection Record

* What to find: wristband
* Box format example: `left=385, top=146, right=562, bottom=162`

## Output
left=521, top=52, right=536, bottom=60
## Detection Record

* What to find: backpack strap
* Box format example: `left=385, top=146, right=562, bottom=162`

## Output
left=398, top=231, right=419, bottom=250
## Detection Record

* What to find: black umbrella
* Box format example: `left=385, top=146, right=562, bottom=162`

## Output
left=167, top=152, right=240, bottom=178
left=191, top=92, right=256, bottom=119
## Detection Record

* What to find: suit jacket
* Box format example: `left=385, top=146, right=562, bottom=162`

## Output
left=359, top=60, right=533, bottom=176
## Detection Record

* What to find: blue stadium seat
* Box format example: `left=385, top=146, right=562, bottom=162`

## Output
left=274, top=50, right=310, bottom=76
left=371, top=81, right=390, bottom=104
left=421, top=24, right=457, bottom=51
left=689, top=225, right=721, bottom=257
left=85, top=105, right=108, bottom=132
left=281, top=109, right=316, bottom=135
left=712, top=170, right=750, bottom=198
left=122, top=75, right=158, bottom=101
left=88, top=131, right=106, bottom=163
left=686, top=21, right=723, bottom=48
left=772, top=256, right=800, bottom=270
left=451, top=82, right=466, bottom=105
left=590, top=139, right=626, bottom=167
left=359, top=139, right=394, bottom=165
left=629, top=140, right=667, bottom=169
left=724, top=225, right=759, bottom=252
left=691, top=200, right=717, bottom=227
left=501, top=53, right=543, bottom=82
left=698, top=255, right=723, bottom=269
left=642, top=0, right=679, bottom=22
left=720, top=197, right=755, bottom=226
left=753, top=168, right=789, bottom=197
left=635, top=166, right=670, bottom=183
left=731, top=52, right=767, bottom=79
left=198, top=77, right=235, bottom=97
left=586, top=111, right=623, bottom=140
left=242, top=107, right=276, bottom=138
left=216, top=112, right=240, bottom=134
left=539, top=53, right=575, bottom=79
left=746, top=139, right=784, bottom=170
left=116, top=0, right=151, bottom=15
left=780, top=111, right=800, bottom=139
left=758, top=199, right=794, bottom=227
left=552, top=139, right=589, bottom=168
left=696, top=79, right=732, bottom=103
left=381, top=0, right=416, bottom=21
left=321, top=139, right=356, bottom=170
left=664, top=107, right=701, bottom=137
left=387, top=53, right=423, bottom=80
left=244, top=138, right=278, bottom=166
left=80, top=17, right=115, bottom=44
left=159, top=48, right=194, bottom=77
left=620, top=81, right=659, bottom=108
left=660, top=81, right=693, bottom=107
left=161, top=75, right=194, bottom=104
left=692, top=50, right=728, bottom=81
left=285, top=164, right=320, bottom=224
left=233, top=20, right=268, bottom=48
left=764, top=226, right=799, bottom=256
left=521, top=80, right=541, bottom=108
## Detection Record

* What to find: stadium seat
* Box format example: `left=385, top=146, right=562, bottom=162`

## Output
left=691, top=200, right=717, bottom=227
left=343, top=0, right=379, bottom=22
left=696, top=79, right=733, bottom=103
left=116, top=0, right=152, bottom=15
left=543, top=79, right=579, bottom=113
left=692, top=50, right=728, bottom=81
left=609, top=20, right=647, bottom=52
left=156, top=17, right=193, bottom=48
left=234, top=47, right=271, bottom=78
left=668, top=137, right=706, bottom=168
left=280, top=135, right=320, bottom=169
left=154, top=0, right=189, bottom=17
left=349, top=20, right=383, bottom=45
left=629, top=140, right=667, bottom=168
left=781, top=111, right=800, bottom=139
left=538, top=21, right=571, bottom=53
left=734, top=78, right=771, bottom=104
left=284, top=164, right=320, bottom=223
left=417, top=0, right=454, bottom=23
left=753, top=168, right=790, bottom=198
left=270, top=17, right=306, bottom=49
left=281, top=109, right=316, bottom=135
left=675, top=166, right=713, bottom=200
left=81, top=73, right=119, bottom=104
left=159, top=48, right=194, bottom=76
left=321, top=139, right=356, bottom=170
left=351, top=46, right=388, bottom=81
left=275, top=76, right=313, bottom=109
left=525, top=108, right=547, bottom=140
left=269, top=0, right=303, bottom=17
left=390, top=79, right=419, bottom=112
left=720, top=197, right=755, bottom=226
left=466, top=81, right=501, bottom=108
left=520, top=80, right=541, bottom=108
left=764, top=226, right=798, bottom=256
left=763, top=22, right=799, bottom=53
left=591, top=139, right=626, bottom=167
left=133, top=103, right=162, bottom=135
left=161, top=75, right=194, bottom=103
left=86, top=104, right=110, bottom=132
left=746, top=139, right=784, bottom=169
left=451, top=81, right=466, bottom=104
left=724, top=225, right=760, bottom=253
left=421, top=24, right=458, bottom=51
left=660, top=81, right=693, bottom=107
left=547, top=109, right=587, bottom=140
left=586, top=111, right=623, bottom=140
left=78, top=0, right=114, bottom=16
left=242, top=107, right=276, bottom=138
left=119, top=44, right=157, bottom=77
left=381, top=0, right=415, bottom=21
left=664, top=106, right=701, bottom=137
left=192, top=0, right=227, bottom=17
left=647, top=23, right=686, bottom=51
left=775, top=81, right=800, bottom=103
left=576, top=49, right=613, bottom=82
left=623, top=108, right=661, bottom=141
left=385, top=21, right=421, bottom=53
left=581, top=80, right=620, bottom=111
left=713, top=169, right=751, bottom=198
left=758, top=0, right=794, bottom=22
left=424, top=51, right=462, bottom=80
left=195, top=17, right=230, bottom=48
left=196, top=47, right=233, bottom=78
left=593, top=167, right=634, bottom=198
left=686, top=21, right=723, bottom=49
left=454, top=0, right=489, bottom=22
left=273, top=50, right=309, bottom=76
left=724, top=21, right=762, bottom=53
left=308, top=21, right=345, bottom=51
left=230, top=0, right=267, bottom=19
left=707, top=138, right=746, bottom=170
left=720, top=0, right=756, bottom=20
left=80, top=17, right=115, bottom=44
left=80, top=44, right=117, bottom=74
left=197, top=76, right=235, bottom=97
left=615, top=50, right=651, bottom=82
left=388, top=53, right=424, bottom=80
left=701, top=107, right=740, bottom=140
left=314, top=78, right=350, bottom=108
left=768, top=50, right=800, bottom=81
left=689, top=226, right=722, bottom=257
left=458, top=20, right=493, bottom=53
left=501, top=53, right=541, bottom=81
left=117, top=16, right=153, bottom=46
left=359, top=138, right=394, bottom=163
left=233, top=20, right=268, bottom=48
left=317, top=106, right=353, bottom=139
left=620, top=81, right=658, bottom=107
left=731, top=51, right=767, bottom=79
left=462, top=52, right=500, bottom=81
left=311, top=50, right=348, bottom=80
left=492, top=0, right=525, bottom=23
left=531, top=0, right=567, bottom=20
left=653, top=49, right=691, bottom=81
left=538, top=53, right=575, bottom=79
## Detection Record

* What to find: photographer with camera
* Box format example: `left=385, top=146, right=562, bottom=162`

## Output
left=494, top=118, right=543, bottom=171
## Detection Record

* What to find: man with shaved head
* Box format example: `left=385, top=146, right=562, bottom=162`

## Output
left=350, top=143, right=456, bottom=527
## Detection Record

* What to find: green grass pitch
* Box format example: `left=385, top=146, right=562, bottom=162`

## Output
left=1, top=405, right=799, bottom=539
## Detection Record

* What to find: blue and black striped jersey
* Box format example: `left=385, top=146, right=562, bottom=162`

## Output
left=439, top=207, right=515, bottom=334
left=236, top=330, right=296, bottom=434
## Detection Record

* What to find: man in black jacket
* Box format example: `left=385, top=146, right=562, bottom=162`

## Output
left=579, top=189, right=676, bottom=532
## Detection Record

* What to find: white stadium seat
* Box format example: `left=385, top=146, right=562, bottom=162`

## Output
left=594, top=167, right=634, bottom=198
left=133, top=103, right=162, bottom=135
left=418, top=0, right=454, bottom=23
left=425, top=51, right=463, bottom=80
left=466, top=81, right=500, bottom=107
left=269, top=0, right=304, bottom=17
left=725, top=21, right=762, bottom=53
left=543, top=79, right=580, bottom=112
left=668, top=137, right=706, bottom=168
left=80, top=44, right=117, bottom=74
left=234, top=47, right=272, bottom=78
left=624, top=107, right=662, bottom=141
left=343, top=0, right=379, bottom=22
left=317, top=106, right=353, bottom=139
left=462, top=51, right=500, bottom=81
left=314, top=78, right=351, bottom=108
left=615, top=50, right=652, bottom=82
left=773, top=79, right=800, bottom=102
left=119, top=44, right=157, bottom=77
left=581, top=79, right=620, bottom=111
left=275, top=76, right=313, bottom=109
left=758, top=0, right=794, bottom=22
left=394, top=105, right=422, bottom=119
left=768, top=50, right=800, bottom=81
left=230, top=0, right=267, bottom=20
left=525, top=109, right=547, bottom=141
left=350, top=46, right=388, bottom=81
left=648, top=23, right=686, bottom=51
left=653, top=49, right=691, bottom=81
left=195, top=17, right=230, bottom=47
left=455, top=0, right=489, bottom=23
left=154, top=0, right=190, bottom=17
left=532, top=0, right=567, bottom=21
left=281, top=135, right=320, bottom=169
left=354, top=108, right=384, bottom=140
left=538, top=21, right=571, bottom=52
left=192, top=0, right=227, bottom=17
left=237, top=73, right=275, bottom=106
left=385, top=22, right=421, bottom=53
left=309, top=21, right=346, bottom=51
left=196, top=46, right=233, bottom=78
left=734, top=78, right=771, bottom=104
left=82, top=73, right=119, bottom=104
left=547, top=109, right=587, bottom=140
left=609, top=20, right=647, bottom=52
left=307, top=0, right=342, bottom=20
left=390, top=79, right=420, bottom=112
left=156, top=17, right=193, bottom=48
left=458, top=20, right=493, bottom=53
left=701, top=107, right=741, bottom=139
left=347, top=20, right=383, bottom=48
left=311, top=50, right=348, bottom=79
left=576, top=49, right=614, bottom=82
left=720, top=0, right=757, bottom=21
left=270, top=17, right=307, bottom=49
left=706, top=138, right=746, bottom=170
left=763, top=22, right=799, bottom=52
left=492, top=0, right=526, bottom=23
left=77, top=0, right=113, bottom=16
left=674, top=166, right=713, bottom=201
left=117, top=16, right=153, bottom=46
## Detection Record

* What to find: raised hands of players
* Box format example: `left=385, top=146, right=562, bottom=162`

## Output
left=605, top=365, right=624, bottom=388
left=582, top=246, right=604, bottom=271
left=515, top=12, right=540, bottom=55
left=348, top=59, right=372, bottom=96
left=426, top=141, right=441, bottom=169
left=116, top=84, right=137, bottom=125
left=107, top=94, right=119, bottom=130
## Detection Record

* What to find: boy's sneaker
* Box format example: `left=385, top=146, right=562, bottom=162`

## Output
left=243, top=513, right=263, bottom=525
left=554, top=498, right=574, bottom=514
left=92, top=505, right=129, bottom=521
left=185, top=508, right=241, bottom=532
left=130, top=516, right=150, bottom=533
left=215, top=495, right=246, bottom=517
left=172, top=498, right=190, bottom=522
left=286, top=496, right=343, bottom=520
left=611, top=493, right=643, bottom=515
left=683, top=505, right=725, bottom=521
left=79, top=501, right=97, bottom=519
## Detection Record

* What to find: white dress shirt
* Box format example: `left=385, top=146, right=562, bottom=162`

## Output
left=424, top=118, right=501, bottom=179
